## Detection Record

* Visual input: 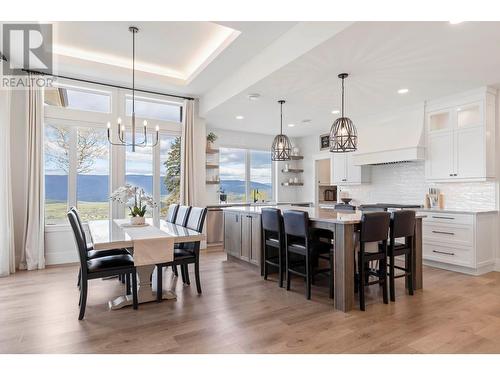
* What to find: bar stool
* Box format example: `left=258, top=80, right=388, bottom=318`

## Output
left=387, top=210, right=416, bottom=302
left=283, top=210, right=333, bottom=300
left=355, top=212, right=390, bottom=311
left=261, top=208, right=286, bottom=287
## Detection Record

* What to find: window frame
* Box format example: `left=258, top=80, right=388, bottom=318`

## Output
left=219, top=146, right=274, bottom=204
left=43, top=80, right=182, bottom=229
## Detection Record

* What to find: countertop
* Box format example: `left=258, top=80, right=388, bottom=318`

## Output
left=207, top=202, right=312, bottom=209
left=417, top=208, right=498, bottom=215
left=221, top=204, right=426, bottom=225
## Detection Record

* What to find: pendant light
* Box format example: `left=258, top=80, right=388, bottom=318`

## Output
left=329, top=73, right=357, bottom=152
left=107, top=26, right=159, bottom=152
left=271, top=100, right=292, bottom=161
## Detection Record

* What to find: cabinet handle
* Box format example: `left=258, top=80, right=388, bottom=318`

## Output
left=433, top=250, right=455, bottom=256
left=449, top=173, right=453, bottom=176
left=432, top=230, right=455, bottom=235
left=432, top=216, right=454, bottom=220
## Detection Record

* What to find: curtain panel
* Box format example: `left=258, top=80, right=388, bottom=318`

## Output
left=20, top=77, right=45, bottom=271
left=180, top=99, right=195, bottom=206
left=0, top=88, right=16, bottom=277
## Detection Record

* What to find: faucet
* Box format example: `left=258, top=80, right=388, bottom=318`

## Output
left=253, top=189, right=259, bottom=203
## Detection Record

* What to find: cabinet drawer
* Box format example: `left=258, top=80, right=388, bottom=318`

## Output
left=423, top=242, right=474, bottom=267
left=420, top=212, right=474, bottom=225
left=423, top=223, right=473, bottom=247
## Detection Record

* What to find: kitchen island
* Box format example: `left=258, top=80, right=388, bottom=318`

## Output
left=222, top=205, right=425, bottom=312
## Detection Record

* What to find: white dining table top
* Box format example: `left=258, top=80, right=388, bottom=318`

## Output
left=88, top=218, right=205, bottom=251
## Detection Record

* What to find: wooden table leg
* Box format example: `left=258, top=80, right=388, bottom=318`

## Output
left=334, top=223, right=355, bottom=312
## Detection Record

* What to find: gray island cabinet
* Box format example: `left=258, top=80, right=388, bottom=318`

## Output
left=224, top=210, right=261, bottom=267
left=222, top=205, right=425, bottom=313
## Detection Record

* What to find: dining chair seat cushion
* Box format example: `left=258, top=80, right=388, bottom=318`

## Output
left=174, top=248, right=195, bottom=259
left=87, top=254, right=134, bottom=273
left=87, top=248, right=130, bottom=259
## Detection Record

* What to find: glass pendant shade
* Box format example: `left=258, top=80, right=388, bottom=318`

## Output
left=271, top=133, right=292, bottom=161
left=329, top=73, right=358, bottom=153
left=271, top=100, right=292, bottom=161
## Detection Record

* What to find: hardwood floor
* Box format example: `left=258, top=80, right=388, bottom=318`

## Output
left=1, top=250, right=500, bottom=353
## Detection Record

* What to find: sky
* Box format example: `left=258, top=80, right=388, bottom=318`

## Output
left=219, top=148, right=272, bottom=184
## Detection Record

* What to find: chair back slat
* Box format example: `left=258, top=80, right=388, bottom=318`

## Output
left=186, top=207, right=207, bottom=232
left=390, top=210, right=416, bottom=239
left=175, top=205, right=191, bottom=226
left=166, top=204, right=179, bottom=223
left=67, top=210, right=89, bottom=270
left=360, top=212, right=391, bottom=243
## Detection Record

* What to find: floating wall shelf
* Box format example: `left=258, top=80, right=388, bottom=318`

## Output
left=206, top=148, right=219, bottom=154
left=281, top=168, right=304, bottom=173
left=206, top=180, right=220, bottom=185
left=289, top=155, right=304, bottom=160
left=206, top=164, right=219, bottom=169
left=281, top=182, right=304, bottom=186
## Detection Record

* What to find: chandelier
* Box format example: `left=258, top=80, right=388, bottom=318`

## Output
left=329, top=73, right=357, bottom=152
left=107, top=26, right=159, bottom=152
left=271, top=100, right=292, bottom=161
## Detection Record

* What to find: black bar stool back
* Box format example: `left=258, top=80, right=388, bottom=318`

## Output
left=357, top=212, right=391, bottom=311
left=166, top=204, right=179, bottom=223
left=261, top=208, right=285, bottom=287
left=388, top=210, right=416, bottom=301
left=283, top=210, right=333, bottom=300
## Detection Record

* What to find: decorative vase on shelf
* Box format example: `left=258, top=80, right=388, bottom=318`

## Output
left=130, top=216, right=146, bottom=226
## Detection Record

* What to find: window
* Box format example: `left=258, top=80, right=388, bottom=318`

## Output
left=125, top=96, right=182, bottom=122
left=44, top=123, right=110, bottom=224
left=76, top=127, right=110, bottom=221
left=160, top=135, right=181, bottom=216
left=44, top=124, right=70, bottom=225
left=44, top=86, right=111, bottom=113
left=126, top=141, right=153, bottom=218
left=219, top=148, right=273, bottom=203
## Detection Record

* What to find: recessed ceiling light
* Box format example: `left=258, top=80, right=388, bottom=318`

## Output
left=397, top=88, right=409, bottom=94
left=235, top=115, right=244, bottom=120
left=449, top=21, right=463, bottom=24
left=288, top=123, right=295, bottom=127
left=331, top=109, right=340, bottom=114
left=247, top=93, right=261, bottom=101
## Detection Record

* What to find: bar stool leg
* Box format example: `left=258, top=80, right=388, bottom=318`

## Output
left=389, top=253, right=396, bottom=302
left=381, top=255, right=389, bottom=305
left=263, top=245, right=268, bottom=280
left=359, top=253, right=365, bottom=311
left=278, top=249, right=284, bottom=288
left=407, top=251, right=414, bottom=296
left=305, top=254, right=311, bottom=300
left=286, top=251, right=291, bottom=291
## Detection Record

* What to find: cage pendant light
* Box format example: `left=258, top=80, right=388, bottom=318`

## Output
left=271, top=100, right=292, bottom=161
left=329, top=73, right=357, bottom=153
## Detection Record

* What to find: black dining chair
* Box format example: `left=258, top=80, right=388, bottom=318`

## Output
left=283, top=210, right=333, bottom=300
left=261, top=208, right=286, bottom=287
left=355, top=212, right=390, bottom=311
left=175, top=205, right=191, bottom=226
left=387, top=210, right=416, bottom=302
left=70, top=207, right=131, bottom=289
left=68, top=210, right=138, bottom=320
left=156, top=207, right=207, bottom=299
left=166, top=203, right=179, bottom=223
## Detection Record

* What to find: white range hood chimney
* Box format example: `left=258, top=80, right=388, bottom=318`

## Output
left=352, top=105, right=425, bottom=166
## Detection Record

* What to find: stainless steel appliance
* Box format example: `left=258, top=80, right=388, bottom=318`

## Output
left=207, top=208, right=224, bottom=245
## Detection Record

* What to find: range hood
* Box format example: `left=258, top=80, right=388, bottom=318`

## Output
left=352, top=105, right=425, bottom=166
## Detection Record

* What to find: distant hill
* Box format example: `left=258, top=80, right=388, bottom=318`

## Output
left=45, top=175, right=272, bottom=202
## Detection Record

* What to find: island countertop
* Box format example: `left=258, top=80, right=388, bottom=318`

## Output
left=221, top=205, right=426, bottom=225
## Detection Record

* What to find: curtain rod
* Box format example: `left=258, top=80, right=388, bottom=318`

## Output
left=22, top=69, right=195, bottom=101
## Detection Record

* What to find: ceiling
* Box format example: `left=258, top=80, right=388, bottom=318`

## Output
left=205, top=21, right=500, bottom=136
left=51, top=21, right=296, bottom=96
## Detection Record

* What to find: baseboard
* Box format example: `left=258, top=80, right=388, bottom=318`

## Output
left=46, top=251, right=78, bottom=266
left=423, top=259, right=495, bottom=276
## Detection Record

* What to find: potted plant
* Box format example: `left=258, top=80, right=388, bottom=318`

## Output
left=206, top=132, right=218, bottom=150
left=110, top=184, right=157, bottom=225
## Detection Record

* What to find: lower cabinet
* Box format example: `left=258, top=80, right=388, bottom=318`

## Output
left=224, top=211, right=261, bottom=267
left=419, top=211, right=497, bottom=275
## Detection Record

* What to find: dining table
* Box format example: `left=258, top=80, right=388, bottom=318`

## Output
left=88, top=218, right=205, bottom=310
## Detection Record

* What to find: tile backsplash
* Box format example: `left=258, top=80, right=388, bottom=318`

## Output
left=339, top=161, right=497, bottom=210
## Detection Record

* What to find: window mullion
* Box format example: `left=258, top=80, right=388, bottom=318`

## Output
left=68, top=127, right=78, bottom=209
left=153, top=133, right=161, bottom=220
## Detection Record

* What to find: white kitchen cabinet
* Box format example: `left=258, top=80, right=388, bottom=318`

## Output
left=331, top=153, right=369, bottom=185
left=425, top=88, right=496, bottom=182
left=419, top=210, right=497, bottom=275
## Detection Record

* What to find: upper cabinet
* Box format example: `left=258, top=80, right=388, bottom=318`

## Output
left=425, top=88, right=496, bottom=182
left=331, top=152, right=370, bottom=185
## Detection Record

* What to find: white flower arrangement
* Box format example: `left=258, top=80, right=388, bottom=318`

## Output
left=110, top=184, right=157, bottom=217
